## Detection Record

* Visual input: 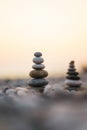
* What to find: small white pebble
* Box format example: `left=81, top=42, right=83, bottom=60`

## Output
left=16, top=87, right=29, bottom=92
left=43, top=84, right=65, bottom=97
left=43, top=85, right=52, bottom=94
left=16, top=87, right=29, bottom=96
left=17, top=90, right=28, bottom=96
left=17, top=90, right=27, bottom=96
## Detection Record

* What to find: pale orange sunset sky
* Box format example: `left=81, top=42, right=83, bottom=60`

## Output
left=0, top=0, right=87, bottom=78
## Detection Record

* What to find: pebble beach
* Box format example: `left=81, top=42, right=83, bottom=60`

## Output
left=0, top=73, right=86, bottom=130
left=0, top=53, right=87, bottom=130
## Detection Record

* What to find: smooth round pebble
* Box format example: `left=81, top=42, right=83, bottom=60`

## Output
left=44, top=85, right=57, bottom=97
left=30, top=70, right=48, bottom=78
left=65, top=79, right=82, bottom=86
left=16, top=87, right=29, bottom=96
left=5, top=89, right=16, bottom=96
left=16, top=87, right=29, bottom=92
left=32, top=64, right=45, bottom=70
left=34, top=52, right=42, bottom=57
left=43, top=84, right=65, bottom=97
left=33, top=57, right=44, bottom=64
left=17, top=90, right=28, bottom=96
left=29, top=79, right=48, bottom=87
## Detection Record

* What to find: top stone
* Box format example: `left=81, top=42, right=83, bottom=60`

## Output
left=70, top=61, right=75, bottom=68
left=34, top=52, right=42, bottom=57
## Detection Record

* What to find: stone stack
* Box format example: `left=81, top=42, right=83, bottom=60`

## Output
left=65, top=61, right=82, bottom=91
left=29, top=52, right=48, bottom=93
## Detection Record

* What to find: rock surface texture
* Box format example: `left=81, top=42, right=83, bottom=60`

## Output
left=65, top=61, right=82, bottom=91
left=29, top=52, right=48, bottom=92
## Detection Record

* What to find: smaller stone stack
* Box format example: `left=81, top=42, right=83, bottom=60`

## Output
left=29, top=52, right=48, bottom=93
left=65, top=61, right=82, bottom=91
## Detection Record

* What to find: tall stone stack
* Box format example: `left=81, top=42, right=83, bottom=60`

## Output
left=65, top=61, right=82, bottom=91
left=29, top=52, right=48, bottom=93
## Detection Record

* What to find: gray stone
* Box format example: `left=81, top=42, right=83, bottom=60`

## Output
left=65, top=79, right=82, bottom=87
left=34, top=52, right=42, bottom=57
left=32, top=64, right=45, bottom=70
left=29, top=79, right=48, bottom=87
left=33, top=57, right=44, bottom=64
left=5, top=89, right=16, bottom=96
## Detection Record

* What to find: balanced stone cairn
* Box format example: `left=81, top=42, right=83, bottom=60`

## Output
left=65, top=61, right=82, bottom=91
left=29, top=52, right=48, bottom=93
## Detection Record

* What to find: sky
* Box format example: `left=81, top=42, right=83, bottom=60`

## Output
left=0, top=0, right=87, bottom=78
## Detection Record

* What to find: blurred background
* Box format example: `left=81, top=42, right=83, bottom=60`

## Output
left=0, top=0, right=87, bottom=78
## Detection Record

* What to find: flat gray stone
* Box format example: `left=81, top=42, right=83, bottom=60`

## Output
left=29, top=79, right=48, bottom=87
left=65, top=79, right=82, bottom=86
left=34, top=52, right=42, bottom=57
left=32, top=64, right=45, bottom=70
left=33, top=57, right=44, bottom=64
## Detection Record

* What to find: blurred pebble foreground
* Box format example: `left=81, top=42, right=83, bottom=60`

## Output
left=0, top=73, right=87, bottom=130
left=0, top=53, right=87, bottom=130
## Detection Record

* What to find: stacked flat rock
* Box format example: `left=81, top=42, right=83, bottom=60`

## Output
left=65, top=61, right=82, bottom=91
left=29, top=52, right=48, bottom=92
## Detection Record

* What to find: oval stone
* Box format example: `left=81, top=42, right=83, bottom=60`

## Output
left=17, top=90, right=28, bottom=96
left=34, top=52, right=42, bottom=57
left=32, top=64, right=45, bottom=70
left=16, top=87, right=29, bottom=92
left=5, top=89, right=16, bottom=96
left=30, top=70, right=48, bottom=78
left=65, top=79, right=82, bottom=87
left=33, top=57, right=44, bottom=64
left=29, top=79, right=49, bottom=87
